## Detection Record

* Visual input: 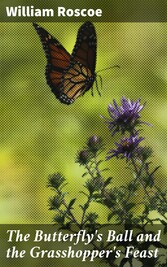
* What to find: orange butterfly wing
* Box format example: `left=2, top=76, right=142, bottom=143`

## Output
left=61, top=21, right=97, bottom=101
left=33, top=23, right=72, bottom=102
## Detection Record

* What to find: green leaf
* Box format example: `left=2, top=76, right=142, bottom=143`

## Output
left=83, top=203, right=89, bottom=210
left=97, top=160, right=103, bottom=166
left=86, top=212, right=99, bottom=222
left=150, top=165, right=161, bottom=176
left=79, top=204, right=84, bottom=211
left=82, top=172, right=88, bottom=177
left=53, top=215, right=65, bottom=224
left=48, top=195, right=64, bottom=210
left=125, top=202, right=135, bottom=211
left=79, top=191, right=89, bottom=197
left=128, top=182, right=139, bottom=192
left=79, top=203, right=89, bottom=211
left=48, top=173, right=66, bottom=189
left=161, top=220, right=167, bottom=234
left=104, top=177, right=112, bottom=187
left=143, top=174, right=154, bottom=188
left=108, top=211, right=117, bottom=221
left=143, top=205, right=150, bottom=215
left=68, top=198, right=76, bottom=208
left=92, top=193, right=101, bottom=199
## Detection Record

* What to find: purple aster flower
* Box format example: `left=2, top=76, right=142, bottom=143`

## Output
left=107, top=135, right=144, bottom=161
left=101, top=96, right=150, bottom=136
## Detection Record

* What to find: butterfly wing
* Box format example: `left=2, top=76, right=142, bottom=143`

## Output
left=71, top=21, right=97, bottom=74
left=33, top=23, right=72, bottom=103
left=61, top=21, right=97, bottom=101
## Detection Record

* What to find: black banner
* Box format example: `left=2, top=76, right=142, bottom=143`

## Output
left=1, top=0, right=167, bottom=22
left=0, top=224, right=167, bottom=267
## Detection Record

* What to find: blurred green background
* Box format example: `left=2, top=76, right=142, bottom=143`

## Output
left=1, top=22, right=167, bottom=223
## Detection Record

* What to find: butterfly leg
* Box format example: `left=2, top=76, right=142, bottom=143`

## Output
left=95, top=75, right=102, bottom=96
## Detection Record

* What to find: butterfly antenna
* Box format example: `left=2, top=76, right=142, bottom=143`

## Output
left=96, top=65, right=120, bottom=74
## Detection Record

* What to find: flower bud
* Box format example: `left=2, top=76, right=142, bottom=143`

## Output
left=87, top=135, right=102, bottom=152
left=76, top=150, right=92, bottom=165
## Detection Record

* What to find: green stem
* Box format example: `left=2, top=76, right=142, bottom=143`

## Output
left=79, top=163, right=95, bottom=226
left=62, top=199, right=80, bottom=225
left=131, top=158, right=153, bottom=202
left=80, top=196, right=92, bottom=226
left=57, top=189, right=79, bottom=226
left=85, top=163, right=95, bottom=179
left=154, top=185, right=167, bottom=205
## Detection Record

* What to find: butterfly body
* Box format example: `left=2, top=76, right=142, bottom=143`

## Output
left=33, top=22, right=97, bottom=104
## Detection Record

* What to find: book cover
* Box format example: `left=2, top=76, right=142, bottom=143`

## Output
left=1, top=1, right=167, bottom=266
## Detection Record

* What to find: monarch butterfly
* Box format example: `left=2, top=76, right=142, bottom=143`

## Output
left=33, top=21, right=98, bottom=105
